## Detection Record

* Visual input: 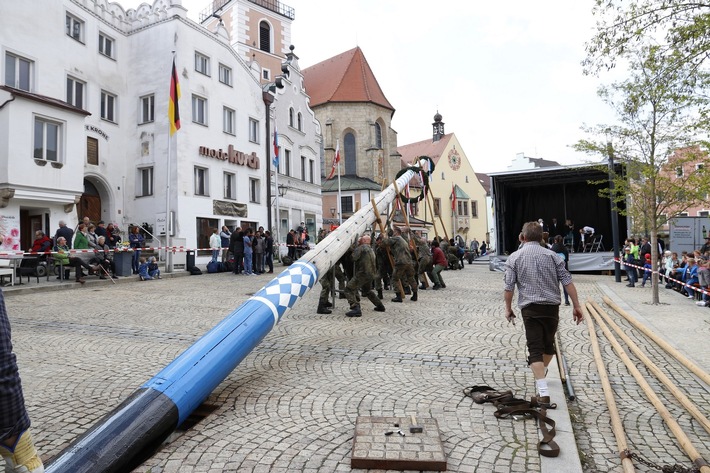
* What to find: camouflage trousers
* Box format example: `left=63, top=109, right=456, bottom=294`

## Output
left=418, top=255, right=433, bottom=287
left=392, top=263, right=417, bottom=295
left=319, top=268, right=334, bottom=304
left=345, top=272, right=381, bottom=308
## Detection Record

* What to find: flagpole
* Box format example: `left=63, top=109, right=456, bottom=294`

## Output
left=336, top=139, right=342, bottom=225
left=166, top=53, right=176, bottom=273
left=274, top=125, right=280, bottom=255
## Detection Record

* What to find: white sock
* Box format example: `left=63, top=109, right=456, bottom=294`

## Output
left=535, top=379, right=549, bottom=397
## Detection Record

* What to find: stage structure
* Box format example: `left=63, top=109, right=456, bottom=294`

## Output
left=45, top=162, right=428, bottom=472
left=489, top=163, right=628, bottom=272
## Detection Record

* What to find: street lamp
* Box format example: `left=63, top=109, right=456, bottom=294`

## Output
left=606, top=129, right=622, bottom=283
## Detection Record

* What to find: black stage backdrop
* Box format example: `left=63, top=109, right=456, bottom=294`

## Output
left=492, top=165, right=627, bottom=255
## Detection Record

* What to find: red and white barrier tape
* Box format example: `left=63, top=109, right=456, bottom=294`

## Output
left=614, top=258, right=708, bottom=298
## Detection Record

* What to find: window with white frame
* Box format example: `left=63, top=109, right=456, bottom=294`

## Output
left=4, top=52, right=32, bottom=91
left=697, top=163, right=705, bottom=171
left=218, top=63, right=232, bottom=86
left=140, top=94, right=154, bottom=124
left=66, top=13, right=84, bottom=42
left=87, top=137, right=98, bottom=165
left=223, top=106, right=235, bottom=135
left=33, top=117, right=62, bottom=162
left=699, top=210, right=710, bottom=217
left=457, top=200, right=468, bottom=217
left=195, top=52, right=210, bottom=76
left=194, top=166, right=209, bottom=196
left=249, top=118, right=259, bottom=143
left=679, top=211, right=689, bottom=217
left=192, top=95, right=207, bottom=125
left=137, top=166, right=153, bottom=196
left=676, top=166, right=684, bottom=177
left=249, top=178, right=260, bottom=203
left=224, top=172, right=236, bottom=200
left=66, top=76, right=85, bottom=109
left=341, top=196, right=354, bottom=214
left=471, top=200, right=478, bottom=218
left=262, top=68, right=270, bottom=81
left=98, top=32, right=115, bottom=58
left=100, top=90, right=117, bottom=122
left=282, top=149, right=291, bottom=176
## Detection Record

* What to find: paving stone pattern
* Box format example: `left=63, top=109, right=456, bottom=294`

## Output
left=3, top=264, right=708, bottom=472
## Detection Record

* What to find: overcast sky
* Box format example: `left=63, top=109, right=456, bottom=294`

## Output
left=123, top=0, right=618, bottom=173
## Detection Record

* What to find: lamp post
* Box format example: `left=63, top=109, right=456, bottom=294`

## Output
left=606, top=131, right=622, bottom=282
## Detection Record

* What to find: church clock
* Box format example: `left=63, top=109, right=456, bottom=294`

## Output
left=448, top=148, right=461, bottom=171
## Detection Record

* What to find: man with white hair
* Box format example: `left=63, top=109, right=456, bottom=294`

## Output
left=54, top=220, right=74, bottom=249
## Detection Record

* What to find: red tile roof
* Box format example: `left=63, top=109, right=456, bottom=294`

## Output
left=397, top=134, right=453, bottom=167
left=302, top=47, right=394, bottom=111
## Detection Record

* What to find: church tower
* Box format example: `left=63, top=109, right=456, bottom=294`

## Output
left=433, top=111, right=445, bottom=142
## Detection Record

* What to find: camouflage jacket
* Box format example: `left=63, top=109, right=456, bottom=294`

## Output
left=352, top=244, right=377, bottom=275
left=385, top=235, right=413, bottom=266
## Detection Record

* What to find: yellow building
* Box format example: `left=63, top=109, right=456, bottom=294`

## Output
left=397, top=113, right=488, bottom=245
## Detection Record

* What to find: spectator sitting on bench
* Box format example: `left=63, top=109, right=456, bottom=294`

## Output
left=54, top=237, right=94, bottom=284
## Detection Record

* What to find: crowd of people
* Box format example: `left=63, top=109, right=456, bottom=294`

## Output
left=622, top=235, right=710, bottom=307
left=313, top=226, right=480, bottom=317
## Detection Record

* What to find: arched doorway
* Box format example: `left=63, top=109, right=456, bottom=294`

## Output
left=78, top=179, right=101, bottom=223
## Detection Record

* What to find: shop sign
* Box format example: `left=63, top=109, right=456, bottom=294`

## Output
left=198, top=145, right=260, bottom=169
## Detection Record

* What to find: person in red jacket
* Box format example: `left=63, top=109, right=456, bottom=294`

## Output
left=29, top=231, right=52, bottom=254
left=430, top=238, right=447, bottom=290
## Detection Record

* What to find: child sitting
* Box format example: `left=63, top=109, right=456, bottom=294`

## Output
left=148, top=256, right=161, bottom=279
left=138, top=257, right=152, bottom=281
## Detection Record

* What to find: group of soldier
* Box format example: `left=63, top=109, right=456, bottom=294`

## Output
left=316, top=226, right=459, bottom=317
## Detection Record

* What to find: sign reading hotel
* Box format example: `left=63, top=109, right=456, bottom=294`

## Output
left=199, top=145, right=260, bottom=169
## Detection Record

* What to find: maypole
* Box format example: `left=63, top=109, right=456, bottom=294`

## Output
left=45, top=161, right=429, bottom=473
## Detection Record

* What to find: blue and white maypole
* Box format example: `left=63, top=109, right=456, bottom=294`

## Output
left=46, top=162, right=425, bottom=473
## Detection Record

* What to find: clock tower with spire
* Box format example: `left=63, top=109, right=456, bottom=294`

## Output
left=433, top=111, right=445, bottom=142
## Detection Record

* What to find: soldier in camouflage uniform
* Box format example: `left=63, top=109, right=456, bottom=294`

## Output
left=374, top=235, right=392, bottom=300
left=383, top=227, right=418, bottom=302
left=410, top=232, right=433, bottom=289
left=344, top=235, right=386, bottom=317
left=317, top=267, right=334, bottom=314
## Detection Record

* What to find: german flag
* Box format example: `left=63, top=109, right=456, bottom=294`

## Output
left=169, top=59, right=181, bottom=135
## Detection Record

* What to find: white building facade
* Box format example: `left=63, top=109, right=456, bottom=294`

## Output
left=0, top=0, right=319, bottom=264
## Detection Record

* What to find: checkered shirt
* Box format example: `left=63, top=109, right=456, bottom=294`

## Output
left=0, top=289, right=30, bottom=441
left=503, top=242, right=573, bottom=309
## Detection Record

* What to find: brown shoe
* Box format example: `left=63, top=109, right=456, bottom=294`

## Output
left=76, top=278, right=85, bottom=284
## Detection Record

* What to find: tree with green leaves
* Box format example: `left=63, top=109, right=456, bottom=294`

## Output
left=575, top=44, right=710, bottom=304
left=584, top=1, right=710, bottom=74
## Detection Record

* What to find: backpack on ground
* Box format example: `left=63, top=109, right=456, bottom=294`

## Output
left=189, top=266, right=202, bottom=275
left=207, top=261, right=220, bottom=273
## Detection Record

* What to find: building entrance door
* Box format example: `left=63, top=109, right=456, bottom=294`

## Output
left=77, top=180, right=102, bottom=223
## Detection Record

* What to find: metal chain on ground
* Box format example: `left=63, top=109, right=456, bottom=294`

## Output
left=623, top=450, right=700, bottom=473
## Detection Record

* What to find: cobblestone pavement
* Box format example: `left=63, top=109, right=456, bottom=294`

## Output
left=3, top=263, right=709, bottom=472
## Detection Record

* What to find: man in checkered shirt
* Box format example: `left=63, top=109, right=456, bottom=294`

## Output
left=0, top=235, right=43, bottom=472
left=504, top=222, right=583, bottom=403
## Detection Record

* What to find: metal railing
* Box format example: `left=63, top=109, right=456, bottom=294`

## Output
left=199, top=0, right=295, bottom=22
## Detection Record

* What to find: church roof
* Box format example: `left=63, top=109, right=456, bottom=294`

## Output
left=302, top=47, right=394, bottom=111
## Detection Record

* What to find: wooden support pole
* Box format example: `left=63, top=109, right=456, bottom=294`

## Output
left=427, top=189, right=449, bottom=241
left=587, top=302, right=710, bottom=473
left=589, top=300, right=710, bottom=435
left=583, top=304, right=637, bottom=473
left=372, top=198, right=404, bottom=297
left=602, top=296, right=710, bottom=386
